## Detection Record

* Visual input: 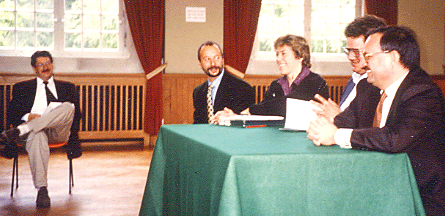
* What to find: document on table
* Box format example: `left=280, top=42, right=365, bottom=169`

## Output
left=282, top=98, right=321, bottom=131
left=218, top=115, right=284, bottom=127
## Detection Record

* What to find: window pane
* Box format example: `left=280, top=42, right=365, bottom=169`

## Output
left=259, top=37, right=273, bottom=52
left=17, top=31, right=34, bottom=48
left=17, top=0, right=33, bottom=9
left=0, top=30, right=15, bottom=47
left=84, top=14, right=100, bottom=30
left=65, top=32, right=81, bottom=48
left=103, top=33, right=118, bottom=48
left=37, top=0, right=53, bottom=10
left=288, top=23, right=304, bottom=36
left=289, top=5, right=303, bottom=20
left=102, top=0, right=119, bottom=13
left=37, top=13, right=54, bottom=28
left=326, top=39, right=340, bottom=53
left=84, top=0, right=100, bottom=12
left=260, top=4, right=274, bottom=20
left=0, top=11, right=15, bottom=28
left=65, top=14, right=82, bottom=30
left=84, top=33, right=100, bottom=48
left=0, top=0, right=15, bottom=8
left=102, top=15, right=118, bottom=30
left=65, top=0, right=81, bottom=11
left=311, top=40, right=324, bottom=53
left=37, top=32, right=53, bottom=48
left=17, top=12, right=34, bottom=28
left=274, top=4, right=288, bottom=19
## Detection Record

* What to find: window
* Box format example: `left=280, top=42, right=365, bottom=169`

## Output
left=0, top=0, right=126, bottom=58
left=254, top=0, right=362, bottom=61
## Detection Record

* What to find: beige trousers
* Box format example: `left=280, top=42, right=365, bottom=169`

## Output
left=17, top=102, right=75, bottom=189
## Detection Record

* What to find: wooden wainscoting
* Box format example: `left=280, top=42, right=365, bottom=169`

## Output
left=0, top=73, right=150, bottom=146
left=162, top=73, right=351, bottom=125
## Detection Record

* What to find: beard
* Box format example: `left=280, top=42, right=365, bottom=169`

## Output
left=204, top=66, right=223, bottom=77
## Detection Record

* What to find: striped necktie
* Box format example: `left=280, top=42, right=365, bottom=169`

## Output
left=207, top=84, right=214, bottom=123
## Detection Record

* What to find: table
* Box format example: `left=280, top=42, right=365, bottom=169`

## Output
left=139, top=124, right=425, bottom=215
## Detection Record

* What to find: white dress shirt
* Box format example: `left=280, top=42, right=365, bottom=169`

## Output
left=22, top=77, right=58, bottom=121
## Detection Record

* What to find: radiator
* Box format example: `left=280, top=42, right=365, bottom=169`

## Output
left=0, top=74, right=148, bottom=145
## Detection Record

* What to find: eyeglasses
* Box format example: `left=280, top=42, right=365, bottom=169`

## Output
left=363, top=50, right=389, bottom=61
left=342, top=47, right=361, bottom=58
left=36, top=62, right=52, bottom=67
left=201, top=55, right=223, bottom=63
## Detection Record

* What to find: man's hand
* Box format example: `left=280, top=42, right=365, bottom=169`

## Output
left=28, top=114, right=41, bottom=121
left=306, top=117, right=338, bottom=146
left=310, top=94, right=341, bottom=123
left=211, top=107, right=236, bottom=124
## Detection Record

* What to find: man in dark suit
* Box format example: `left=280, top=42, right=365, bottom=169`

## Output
left=0, top=51, right=81, bottom=208
left=307, top=26, right=445, bottom=215
left=311, top=15, right=386, bottom=122
left=193, top=41, right=255, bottom=124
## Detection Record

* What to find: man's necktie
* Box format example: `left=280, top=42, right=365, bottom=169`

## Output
left=372, top=91, right=387, bottom=128
left=339, top=77, right=355, bottom=106
left=43, top=81, right=57, bottom=105
left=207, top=84, right=214, bottom=123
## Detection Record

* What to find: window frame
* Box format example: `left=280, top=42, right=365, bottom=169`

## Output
left=0, top=0, right=129, bottom=59
left=251, top=0, right=364, bottom=63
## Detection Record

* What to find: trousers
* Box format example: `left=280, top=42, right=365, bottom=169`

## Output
left=17, top=102, right=75, bottom=188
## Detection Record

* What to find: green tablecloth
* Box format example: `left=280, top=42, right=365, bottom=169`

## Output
left=140, top=124, right=425, bottom=216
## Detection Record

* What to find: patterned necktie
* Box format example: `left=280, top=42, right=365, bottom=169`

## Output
left=339, top=77, right=355, bottom=106
left=207, top=84, right=214, bottom=123
left=43, top=81, right=57, bottom=105
left=373, top=91, right=387, bottom=128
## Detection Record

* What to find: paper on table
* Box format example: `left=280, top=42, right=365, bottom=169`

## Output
left=283, top=98, right=321, bottom=131
left=42, top=102, right=62, bottom=116
left=218, top=115, right=284, bottom=126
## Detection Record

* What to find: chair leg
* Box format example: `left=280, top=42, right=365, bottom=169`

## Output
left=69, top=158, right=74, bottom=194
left=11, top=156, right=18, bottom=197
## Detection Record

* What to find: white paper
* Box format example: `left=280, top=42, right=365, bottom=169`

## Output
left=186, top=7, right=206, bottom=23
left=283, top=98, right=321, bottom=130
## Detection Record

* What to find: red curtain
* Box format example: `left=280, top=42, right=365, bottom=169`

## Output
left=365, top=0, right=398, bottom=25
left=224, top=0, right=262, bottom=74
left=124, top=0, right=164, bottom=135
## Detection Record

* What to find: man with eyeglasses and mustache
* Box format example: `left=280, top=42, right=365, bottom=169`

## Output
left=310, top=15, right=386, bottom=122
left=193, top=41, right=255, bottom=124
left=0, top=51, right=81, bottom=208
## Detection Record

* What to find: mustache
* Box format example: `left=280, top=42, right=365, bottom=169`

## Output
left=362, top=66, right=371, bottom=72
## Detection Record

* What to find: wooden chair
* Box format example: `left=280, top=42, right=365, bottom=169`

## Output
left=10, top=142, right=74, bottom=197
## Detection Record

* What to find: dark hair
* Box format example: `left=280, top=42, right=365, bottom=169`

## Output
left=31, top=51, right=53, bottom=67
left=274, top=34, right=311, bottom=68
left=366, top=26, right=420, bottom=70
left=197, top=41, right=224, bottom=61
left=345, top=15, right=387, bottom=38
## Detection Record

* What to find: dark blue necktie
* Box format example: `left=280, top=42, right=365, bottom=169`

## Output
left=339, top=78, right=355, bottom=106
left=44, top=81, right=57, bottom=105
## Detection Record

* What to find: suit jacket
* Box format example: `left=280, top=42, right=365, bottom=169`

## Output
left=249, top=72, right=329, bottom=117
left=334, top=68, right=445, bottom=215
left=7, top=78, right=81, bottom=147
left=193, top=72, right=255, bottom=124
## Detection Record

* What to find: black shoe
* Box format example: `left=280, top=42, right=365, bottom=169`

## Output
left=0, top=128, right=20, bottom=147
left=36, top=186, right=51, bottom=209
left=0, top=145, right=18, bottom=159
left=67, top=147, right=82, bottom=159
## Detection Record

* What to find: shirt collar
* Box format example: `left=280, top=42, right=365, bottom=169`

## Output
left=208, top=68, right=224, bottom=88
left=37, top=76, right=55, bottom=85
left=351, top=72, right=367, bottom=84
left=277, top=67, right=311, bottom=95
